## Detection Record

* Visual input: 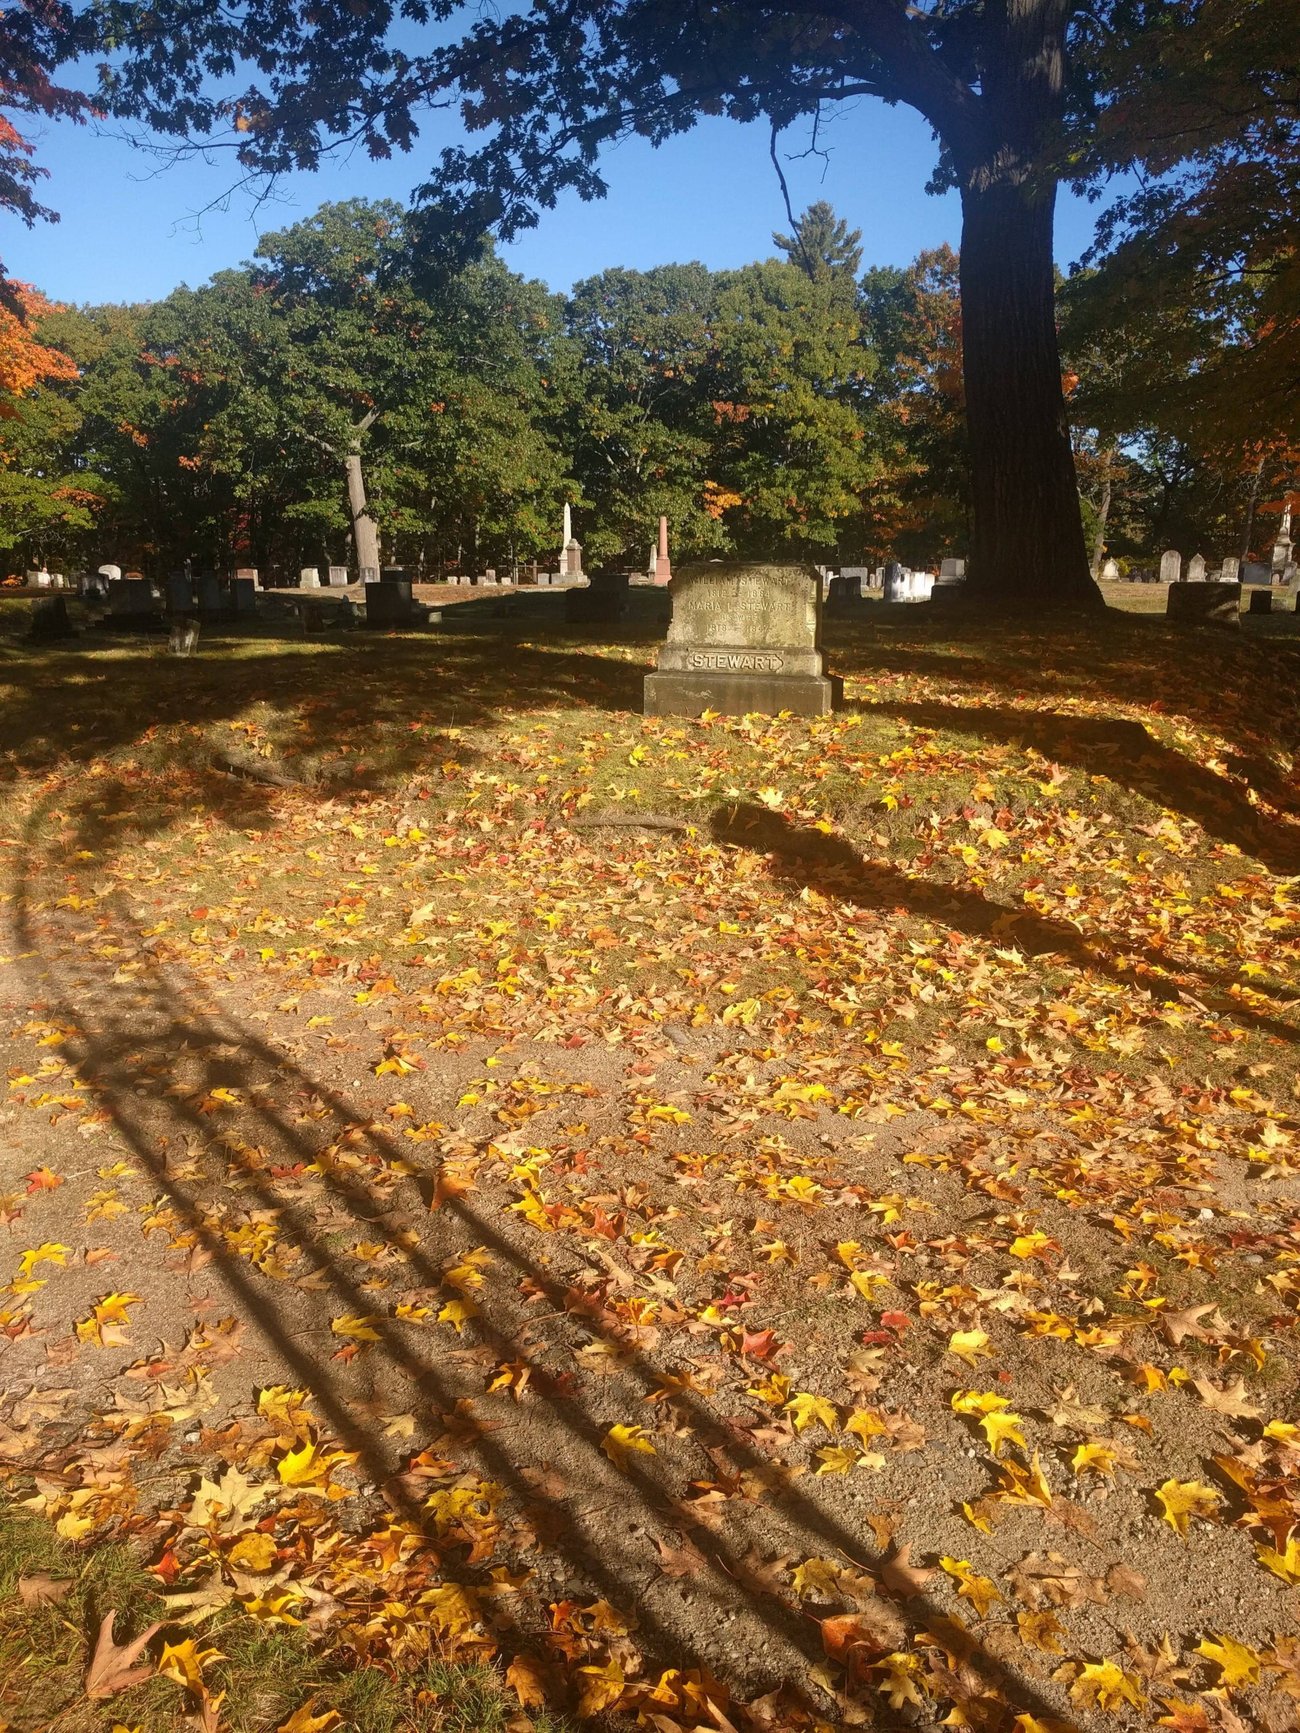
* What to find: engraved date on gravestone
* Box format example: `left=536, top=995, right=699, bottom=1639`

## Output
left=687, top=650, right=786, bottom=672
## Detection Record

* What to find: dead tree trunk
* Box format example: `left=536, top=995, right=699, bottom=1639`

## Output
left=346, top=413, right=381, bottom=577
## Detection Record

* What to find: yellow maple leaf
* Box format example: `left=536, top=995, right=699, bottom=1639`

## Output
left=601, top=1423, right=657, bottom=1471
left=1072, top=1441, right=1119, bottom=1479
left=576, top=1657, right=626, bottom=1717
left=947, top=1329, right=994, bottom=1366
left=1070, top=1660, right=1144, bottom=1712
left=329, top=1314, right=380, bottom=1342
left=791, top=1556, right=840, bottom=1598
left=17, top=1241, right=69, bottom=1277
left=438, top=1297, right=479, bottom=1332
left=844, top=1407, right=888, bottom=1443
left=940, top=1557, right=1002, bottom=1617
left=815, top=1444, right=878, bottom=1475
left=1155, top=1478, right=1219, bottom=1536
left=276, top=1703, right=343, bottom=1733
left=227, top=1531, right=277, bottom=1573
left=157, top=1637, right=225, bottom=1693
left=746, top=1372, right=791, bottom=1406
left=1257, top=1530, right=1300, bottom=1585
left=994, top=1452, right=1053, bottom=1507
left=784, top=1391, right=837, bottom=1433
left=1195, top=1633, right=1260, bottom=1688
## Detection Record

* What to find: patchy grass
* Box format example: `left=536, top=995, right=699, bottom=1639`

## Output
left=0, top=1501, right=572, bottom=1733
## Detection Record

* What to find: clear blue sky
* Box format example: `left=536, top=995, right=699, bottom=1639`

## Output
left=5, top=96, right=1108, bottom=306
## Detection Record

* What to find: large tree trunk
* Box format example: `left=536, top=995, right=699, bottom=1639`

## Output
left=345, top=447, right=381, bottom=576
left=959, top=178, right=1100, bottom=613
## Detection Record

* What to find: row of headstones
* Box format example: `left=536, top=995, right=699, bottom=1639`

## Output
left=1156, top=552, right=1295, bottom=585
left=822, top=558, right=966, bottom=607
left=294, top=564, right=589, bottom=589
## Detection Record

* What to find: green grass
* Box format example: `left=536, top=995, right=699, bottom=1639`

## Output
left=0, top=1502, right=571, bottom=1733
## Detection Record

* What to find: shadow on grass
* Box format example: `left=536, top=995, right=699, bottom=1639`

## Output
left=853, top=701, right=1300, bottom=874
left=708, top=802, right=1299, bottom=1046
left=5, top=781, right=1079, bottom=1733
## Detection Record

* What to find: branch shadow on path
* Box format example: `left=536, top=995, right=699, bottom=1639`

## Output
left=5, top=789, right=1081, bottom=1733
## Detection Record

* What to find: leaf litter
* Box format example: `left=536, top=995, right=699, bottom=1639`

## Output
left=0, top=614, right=1299, bottom=1730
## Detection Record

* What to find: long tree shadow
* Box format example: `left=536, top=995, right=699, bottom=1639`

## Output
left=825, top=609, right=1300, bottom=764
left=2, top=789, right=1089, bottom=1732
left=708, top=802, right=1300, bottom=1046
left=854, top=699, right=1300, bottom=872
left=0, top=636, right=650, bottom=791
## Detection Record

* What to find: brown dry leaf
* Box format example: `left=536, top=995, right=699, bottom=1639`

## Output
left=1160, top=1303, right=1218, bottom=1347
left=85, top=1612, right=163, bottom=1700
left=1106, top=1563, right=1148, bottom=1601
left=505, top=1655, right=551, bottom=1708
left=653, top=1534, right=706, bottom=1579
left=1190, top=1377, right=1261, bottom=1419
left=879, top=1542, right=936, bottom=1600
left=18, top=1572, right=72, bottom=1607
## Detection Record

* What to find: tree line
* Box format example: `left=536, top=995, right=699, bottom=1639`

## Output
left=0, top=195, right=1293, bottom=585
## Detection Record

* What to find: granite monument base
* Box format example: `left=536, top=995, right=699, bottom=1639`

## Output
left=645, top=668, right=836, bottom=717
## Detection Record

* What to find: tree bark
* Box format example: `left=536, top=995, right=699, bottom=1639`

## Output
left=1090, top=450, right=1114, bottom=577
left=346, top=446, right=381, bottom=576
left=958, top=178, right=1100, bottom=612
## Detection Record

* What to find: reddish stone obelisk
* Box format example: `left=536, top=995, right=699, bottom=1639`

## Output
left=653, top=515, right=672, bottom=586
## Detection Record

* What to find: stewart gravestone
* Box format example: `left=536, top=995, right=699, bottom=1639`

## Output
left=643, top=562, right=838, bottom=717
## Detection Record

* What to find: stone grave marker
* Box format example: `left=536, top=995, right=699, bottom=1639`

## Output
left=1159, top=549, right=1182, bottom=584
left=165, top=573, right=195, bottom=614
left=29, top=594, right=76, bottom=641
left=327, top=565, right=349, bottom=587
left=1247, top=589, right=1273, bottom=615
left=1243, top=561, right=1272, bottom=585
left=365, top=578, right=417, bottom=628
left=567, top=567, right=629, bottom=624
left=1100, top=558, right=1121, bottom=581
left=1187, top=552, right=1207, bottom=582
left=168, top=619, right=201, bottom=655
left=300, top=567, right=322, bottom=589
left=643, top=562, right=837, bottom=718
left=236, top=566, right=260, bottom=589
left=1220, top=555, right=1241, bottom=584
left=231, top=578, right=258, bottom=617
left=1167, top=582, right=1240, bottom=627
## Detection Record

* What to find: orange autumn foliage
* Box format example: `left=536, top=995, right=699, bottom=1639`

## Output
left=0, top=283, right=78, bottom=406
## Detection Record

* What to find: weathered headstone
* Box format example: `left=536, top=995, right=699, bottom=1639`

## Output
left=29, top=594, right=76, bottom=641
left=1159, top=549, right=1182, bottom=584
left=107, top=578, right=159, bottom=619
left=231, top=578, right=258, bottom=617
left=883, top=561, right=905, bottom=602
left=236, top=565, right=261, bottom=589
left=1167, top=582, right=1240, bottom=627
left=1247, top=588, right=1273, bottom=615
left=168, top=618, right=201, bottom=655
left=1220, top=555, right=1241, bottom=584
left=359, top=565, right=380, bottom=586
left=327, top=565, right=349, bottom=587
left=365, top=578, right=417, bottom=628
left=197, top=576, right=224, bottom=620
left=97, top=563, right=123, bottom=582
left=1187, top=552, right=1207, bottom=582
left=380, top=565, right=407, bottom=583
left=164, top=573, right=195, bottom=614
left=1243, top=561, right=1272, bottom=585
left=567, top=567, right=629, bottom=624
left=644, top=563, right=837, bottom=718
left=1100, top=557, right=1121, bottom=581
left=939, top=557, right=966, bottom=581
left=300, top=567, right=321, bottom=589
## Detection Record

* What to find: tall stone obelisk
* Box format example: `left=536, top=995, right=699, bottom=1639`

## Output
left=653, top=515, right=672, bottom=586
